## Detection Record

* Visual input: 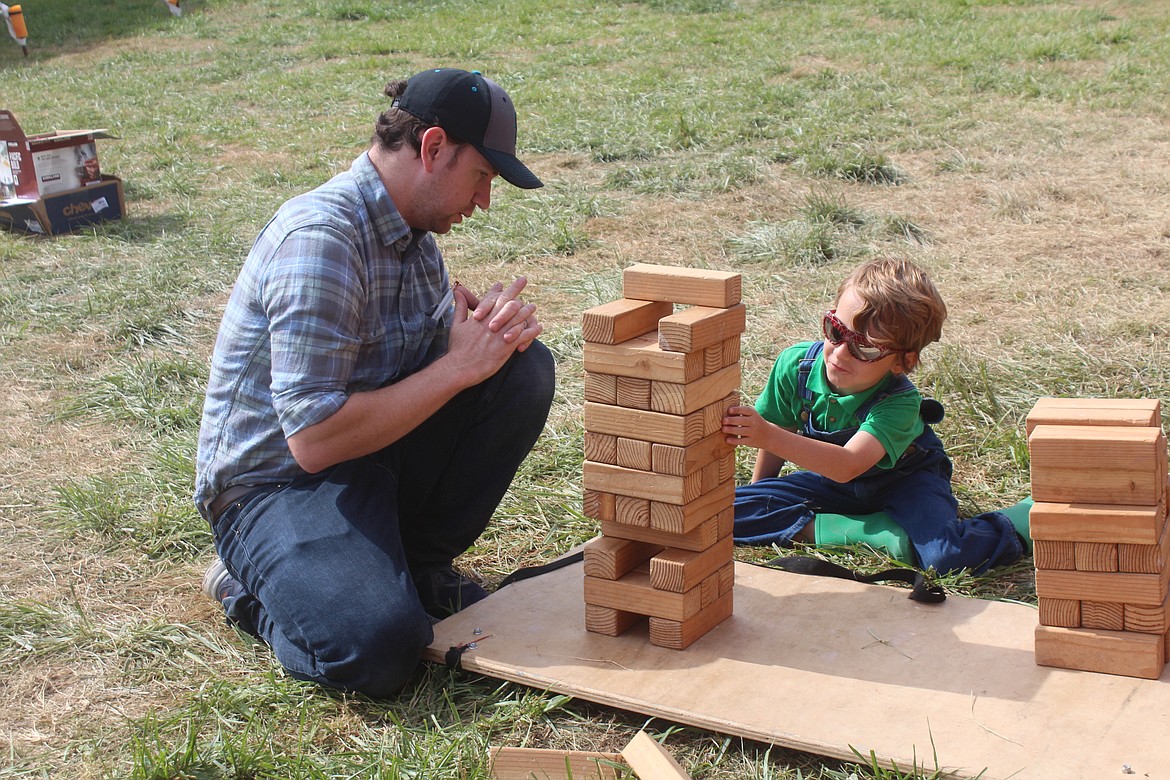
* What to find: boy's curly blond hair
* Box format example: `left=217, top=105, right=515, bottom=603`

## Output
left=836, top=258, right=947, bottom=363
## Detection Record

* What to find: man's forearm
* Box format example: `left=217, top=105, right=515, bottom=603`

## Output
left=286, top=354, right=476, bottom=474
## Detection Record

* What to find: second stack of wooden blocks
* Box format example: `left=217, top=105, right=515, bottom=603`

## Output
left=581, top=264, right=744, bottom=649
left=1028, top=397, right=1170, bottom=679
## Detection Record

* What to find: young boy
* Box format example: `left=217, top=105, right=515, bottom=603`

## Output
left=722, top=258, right=1024, bottom=574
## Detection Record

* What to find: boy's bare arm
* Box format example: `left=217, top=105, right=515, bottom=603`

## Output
left=723, top=405, right=886, bottom=484
left=751, top=448, right=786, bottom=482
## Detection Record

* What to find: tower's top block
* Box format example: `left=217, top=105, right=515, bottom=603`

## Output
left=623, top=264, right=742, bottom=308
left=1025, top=397, right=1162, bottom=437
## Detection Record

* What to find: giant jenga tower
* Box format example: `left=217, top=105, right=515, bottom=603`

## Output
left=1027, top=397, right=1170, bottom=679
left=580, top=264, right=744, bottom=649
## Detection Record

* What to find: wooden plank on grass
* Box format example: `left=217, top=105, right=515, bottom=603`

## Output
left=1025, top=397, right=1161, bottom=437
left=623, top=263, right=742, bottom=308
left=1035, top=624, right=1165, bottom=679
left=489, top=745, right=624, bottom=780
left=621, top=731, right=693, bottom=780
left=658, top=303, right=747, bottom=354
left=581, top=298, right=673, bottom=345
left=584, top=333, right=705, bottom=383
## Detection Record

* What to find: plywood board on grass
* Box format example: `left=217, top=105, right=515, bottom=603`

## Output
left=426, top=560, right=1170, bottom=780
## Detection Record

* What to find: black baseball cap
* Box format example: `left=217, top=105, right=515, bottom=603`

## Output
left=394, top=68, right=543, bottom=189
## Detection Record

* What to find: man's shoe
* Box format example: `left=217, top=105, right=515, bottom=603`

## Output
left=201, top=557, right=245, bottom=604
left=414, top=566, right=488, bottom=619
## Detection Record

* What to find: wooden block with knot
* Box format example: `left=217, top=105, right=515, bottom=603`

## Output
left=1028, top=425, right=1166, bottom=505
left=622, top=263, right=742, bottom=308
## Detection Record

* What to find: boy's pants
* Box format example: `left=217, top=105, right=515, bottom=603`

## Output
left=210, top=342, right=555, bottom=697
left=733, top=465, right=1024, bottom=575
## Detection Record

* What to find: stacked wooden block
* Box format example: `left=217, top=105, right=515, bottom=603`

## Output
left=1028, top=397, right=1170, bottom=679
left=580, top=264, right=744, bottom=650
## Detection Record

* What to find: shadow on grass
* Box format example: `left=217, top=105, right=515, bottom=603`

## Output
left=0, top=0, right=190, bottom=65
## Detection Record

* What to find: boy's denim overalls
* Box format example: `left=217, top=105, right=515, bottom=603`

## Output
left=733, top=342, right=1023, bottom=574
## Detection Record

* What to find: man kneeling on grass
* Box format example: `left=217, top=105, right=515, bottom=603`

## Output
left=194, top=68, right=554, bottom=697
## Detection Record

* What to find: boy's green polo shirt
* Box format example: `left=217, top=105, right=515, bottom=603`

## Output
left=754, top=341, right=924, bottom=469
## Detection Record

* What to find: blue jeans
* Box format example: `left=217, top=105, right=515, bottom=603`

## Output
left=733, top=462, right=1023, bottom=575
left=210, top=342, right=555, bottom=697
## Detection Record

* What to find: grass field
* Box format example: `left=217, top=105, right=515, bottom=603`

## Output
left=2, top=0, right=1169, bottom=777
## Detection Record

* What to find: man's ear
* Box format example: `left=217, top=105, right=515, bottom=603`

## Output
left=418, top=126, right=448, bottom=173
left=895, top=351, right=919, bottom=374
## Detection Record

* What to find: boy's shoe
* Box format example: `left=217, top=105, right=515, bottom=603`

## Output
left=201, top=557, right=245, bottom=604
left=414, top=566, right=488, bottom=619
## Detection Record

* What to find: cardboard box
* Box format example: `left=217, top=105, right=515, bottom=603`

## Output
left=0, top=109, right=125, bottom=235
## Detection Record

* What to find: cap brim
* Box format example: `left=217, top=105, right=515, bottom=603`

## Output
left=478, top=146, right=543, bottom=189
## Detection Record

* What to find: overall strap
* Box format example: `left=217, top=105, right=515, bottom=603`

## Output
left=797, top=341, right=823, bottom=433
left=854, top=373, right=916, bottom=423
